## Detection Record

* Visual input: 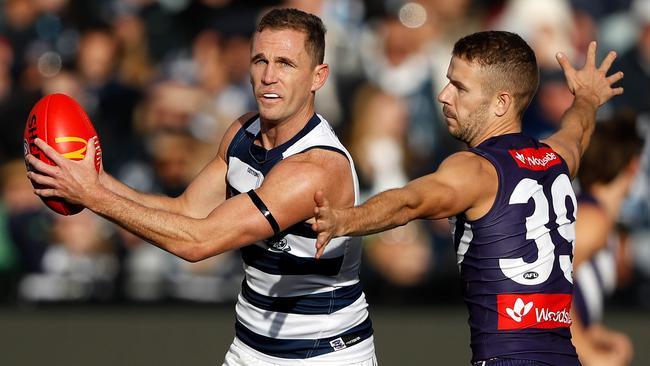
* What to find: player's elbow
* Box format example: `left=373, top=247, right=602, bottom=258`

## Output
left=173, top=235, right=222, bottom=263
left=175, top=243, right=214, bottom=263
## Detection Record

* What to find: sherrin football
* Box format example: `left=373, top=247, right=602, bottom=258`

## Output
left=23, top=93, right=102, bottom=215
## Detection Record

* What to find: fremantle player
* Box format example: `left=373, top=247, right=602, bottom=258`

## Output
left=26, top=8, right=377, bottom=366
left=312, top=32, right=623, bottom=365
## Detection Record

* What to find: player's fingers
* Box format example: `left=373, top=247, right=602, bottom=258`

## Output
left=555, top=52, right=574, bottom=76
left=25, top=154, right=57, bottom=176
left=85, top=137, right=96, bottom=162
left=607, top=71, right=624, bottom=85
left=315, top=234, right=330, bottom=259
left=598, top=50, right=617, bottom=73
left=314, top=190, right=323, bottom=206
left=585, top=41, right=597, bottom=67
left=316, top=245, right=326, bottom=259
left=34, top=138, right=66, bottom=166
left=27, top=171, right=58, bottom=188
left=611, top=86, right=624, bottom=96
left=33, top=187, right=58, bottom=198
left=314, top=190, right=329, bottom=209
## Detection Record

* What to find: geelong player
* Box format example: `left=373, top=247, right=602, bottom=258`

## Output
left=26, top=8, right=377, bottom=366
left=571, top=119, right=641, bottom=366
left=312, top=32, right=623, bottom=365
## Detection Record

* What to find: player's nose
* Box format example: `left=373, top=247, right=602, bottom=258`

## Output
left=262, top=64, right=278, bottom=84
left=437, top=83, right=452, bottom=105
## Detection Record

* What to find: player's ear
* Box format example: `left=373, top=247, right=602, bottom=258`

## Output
left=311, top=63, right=329, bottom=92
left=494, top=91, right=512, bottom=117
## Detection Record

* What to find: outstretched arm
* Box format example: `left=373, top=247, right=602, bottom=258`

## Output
left=542, top=41, right=624, bottom=178
left=313, top=152, right=495, bottom=258
left=27, top=133, right=354, bottom=261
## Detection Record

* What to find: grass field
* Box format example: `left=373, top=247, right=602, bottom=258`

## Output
left=0, top=305, right=648, bottom=365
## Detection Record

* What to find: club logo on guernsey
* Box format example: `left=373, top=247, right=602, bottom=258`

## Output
left=265, top=237, right=291, bottom=252
left=497, top=293, right=572, bottom=330
left=508, top=147, right=561, bottom=171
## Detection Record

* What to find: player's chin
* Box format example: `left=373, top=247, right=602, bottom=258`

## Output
left=258, top=108, right=284, bottom=123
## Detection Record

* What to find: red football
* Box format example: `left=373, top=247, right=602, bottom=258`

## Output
left=23, top=93, right=102, bottom=215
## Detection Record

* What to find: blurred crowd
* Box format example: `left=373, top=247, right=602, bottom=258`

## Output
left=0, top=0, right=649, bottom=317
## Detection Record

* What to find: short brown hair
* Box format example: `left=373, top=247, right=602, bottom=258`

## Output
left=453, top=31, right=539, bottom=118
left=578, top=113, right=644, bottom=189
left=256, top=8, right=326, bottom=65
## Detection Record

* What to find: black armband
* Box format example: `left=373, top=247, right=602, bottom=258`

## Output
left=247, top=190, right=281, bottom=236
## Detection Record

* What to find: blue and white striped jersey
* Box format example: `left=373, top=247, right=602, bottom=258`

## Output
left=225, top=113, right=373, bottom=360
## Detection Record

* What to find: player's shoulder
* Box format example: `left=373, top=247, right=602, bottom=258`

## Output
left=217, top=112, right=259, bottom=159
left=282, top=147, right=350, bottom=175
left=440, top=150, right=494, bottom=175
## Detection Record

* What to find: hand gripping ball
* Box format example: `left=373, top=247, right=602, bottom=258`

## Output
left=23, top=93, right=102, bottom=215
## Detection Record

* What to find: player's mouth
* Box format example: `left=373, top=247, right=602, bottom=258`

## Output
left=442, top=107, right=456, bottom=120
left=260, top=93, right=281, bottom=102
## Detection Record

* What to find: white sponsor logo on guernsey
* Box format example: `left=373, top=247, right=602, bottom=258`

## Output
left=508, top=147, right=562, bottom=171
left=526, top=152, right=558, bottom=167
left=506, top=297, right=533, bottom=322
left=497, top=293, right=572, bottom=329
left=515, top=151, right=526, bottom=164
left=535, top=307, right=572, bottom=324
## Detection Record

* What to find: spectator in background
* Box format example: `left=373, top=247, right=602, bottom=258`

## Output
left=571, top=115, right=643, bottom=366
left=358, top=7, right=445, bottom=177
left=0, top=159, right=51, bottom=277
left=523, top=69, right=576, bottom=139
left=493, top=0, right=586, bottom=134
left=613, top=0, right=650, bottom=115
left=76, top=27, right=142, bottom=174
left=346, top=84, right=433, bottom=292
left=0, top=160, right=25, bottom=300
left=111, top=11, right=156, bottom=89
left=18, top=210, right=119, bottom=302
left=113, top=127, right=243, bottom=304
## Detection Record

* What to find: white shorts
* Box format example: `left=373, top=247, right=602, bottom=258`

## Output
left=222, top=336, right=378, bottom=366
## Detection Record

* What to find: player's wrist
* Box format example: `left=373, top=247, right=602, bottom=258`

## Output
left=83, top=182, right=112, bottom=213
left=573, top=91, right=601, bottom=109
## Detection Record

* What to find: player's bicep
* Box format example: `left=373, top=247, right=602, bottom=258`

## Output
left=543, top=132, right=581, bottom=177
left=195, top=191, right=278, bottom=256
left=405, top=174, right=472, bottom=220
left=254, top=161, right=333, bottom=233
left=207, top=165, right=326, bottom=252
left=406, top=153, right=490, bottom=220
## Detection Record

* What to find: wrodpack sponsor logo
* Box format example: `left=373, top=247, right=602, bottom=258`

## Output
left=508, top=147, right=561, bottom=171
left=497, top=293, right=572, bottom=330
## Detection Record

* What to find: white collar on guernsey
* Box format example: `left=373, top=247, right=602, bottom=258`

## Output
left=245, top=117, right=262, bottom=135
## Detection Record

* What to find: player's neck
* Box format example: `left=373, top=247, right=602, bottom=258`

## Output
left=259, top=105, right=315, bottom=148
left=468, top=118, right=521, bottom=147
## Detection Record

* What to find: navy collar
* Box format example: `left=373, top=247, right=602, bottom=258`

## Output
left=247, top=113, right=321, bottom=164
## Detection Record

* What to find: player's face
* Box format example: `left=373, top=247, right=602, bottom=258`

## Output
left=250, top=28, right=324, bottom=124
left=437, top=56, right=491, bottom=145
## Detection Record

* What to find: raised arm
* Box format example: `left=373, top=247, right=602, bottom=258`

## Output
left=542, top=41, right=623, bottom=178
left=313, top=152, right=496, bottom=258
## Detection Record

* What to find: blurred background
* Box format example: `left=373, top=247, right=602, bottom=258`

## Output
left=0, top=0, right=649, bottom=365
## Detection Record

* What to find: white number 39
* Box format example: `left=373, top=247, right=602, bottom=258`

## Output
left=500, top=174, right=576, bottom=285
